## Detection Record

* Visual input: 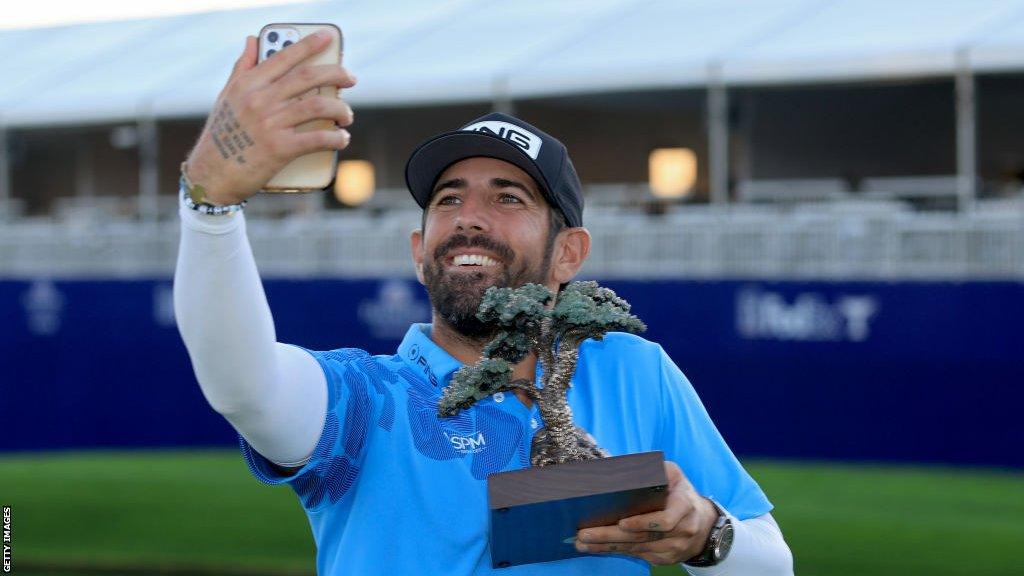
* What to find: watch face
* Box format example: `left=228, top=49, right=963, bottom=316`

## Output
left=714, top=522, right=735, bottom=562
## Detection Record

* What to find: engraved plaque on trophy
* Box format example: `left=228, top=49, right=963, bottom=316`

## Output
left=438, top=282, right=667, bottom=568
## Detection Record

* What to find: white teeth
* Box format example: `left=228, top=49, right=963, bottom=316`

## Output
left=453, top=254, right=498, bottom=266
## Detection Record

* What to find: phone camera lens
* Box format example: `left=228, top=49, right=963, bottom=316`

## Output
left=266, top=49, right=277, bottom=58
left=268, top=31, right=279, bottom=43
left=283, top=40, right=293, bottom=48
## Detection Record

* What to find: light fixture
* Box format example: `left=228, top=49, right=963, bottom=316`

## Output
left=648, top=148, right=697, bottom=199
left=334, top=160, right=375, bottom=206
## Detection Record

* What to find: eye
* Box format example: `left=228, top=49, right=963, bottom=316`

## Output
left=498, top=193, right=523, bottom=204
left=435, top=194, right=461, bottom=206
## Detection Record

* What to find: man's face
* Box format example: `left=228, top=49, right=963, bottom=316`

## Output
left=411, top=157, right=555, bottom=339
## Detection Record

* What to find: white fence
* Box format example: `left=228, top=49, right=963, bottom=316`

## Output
left=2, top=200, right=1021, bottom=281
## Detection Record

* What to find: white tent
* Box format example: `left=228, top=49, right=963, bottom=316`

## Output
left=3, top=0, right=1024, bottom=217
left=3, top=0, right=1024, bottom=127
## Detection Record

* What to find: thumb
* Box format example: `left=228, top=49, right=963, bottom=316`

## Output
left=664, top=461, right=692, bottom=493
left=231, top=35, right=258, bottom=76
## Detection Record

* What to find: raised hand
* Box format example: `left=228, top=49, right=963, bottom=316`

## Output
left=183, top=31, right=356, bottom=205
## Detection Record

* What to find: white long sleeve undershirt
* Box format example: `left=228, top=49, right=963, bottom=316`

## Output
left=173, top=201, right=325, bottom=467
left=684, top=512, right=793, bottom=575
left=172, top=194, right=792, bottom=572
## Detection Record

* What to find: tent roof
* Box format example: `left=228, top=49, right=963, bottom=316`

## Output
left=4, top=0, right=1024, bottom=127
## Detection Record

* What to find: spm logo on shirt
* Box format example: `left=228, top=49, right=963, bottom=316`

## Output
left=445, top=431, right=487, bottom=454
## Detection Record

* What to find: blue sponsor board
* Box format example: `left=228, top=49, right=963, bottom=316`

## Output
left=1, top=278, right=1021, bottom=467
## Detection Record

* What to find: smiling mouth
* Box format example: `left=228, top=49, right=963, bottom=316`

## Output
left=449, top=253, right=501, bottom=268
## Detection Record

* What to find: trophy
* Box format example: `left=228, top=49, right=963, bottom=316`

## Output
left=438, top=281, right=668, bottom=568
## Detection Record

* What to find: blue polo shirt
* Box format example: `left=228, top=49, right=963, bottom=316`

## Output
left=241, top=323, right=771, bottom=575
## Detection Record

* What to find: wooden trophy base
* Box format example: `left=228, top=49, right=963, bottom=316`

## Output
left=487, top=451, right=667, bottom=569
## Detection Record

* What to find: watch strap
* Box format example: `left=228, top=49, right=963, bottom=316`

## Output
left=684, top=499, right=732, bottom=567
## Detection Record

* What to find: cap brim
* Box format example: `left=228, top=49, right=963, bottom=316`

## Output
left=405, top=131, right=553, bottom=209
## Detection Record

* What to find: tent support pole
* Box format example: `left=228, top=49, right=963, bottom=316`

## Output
left=955, top=49, right=976, bottom=212
left=0, top=127, right=9, bottom=223
left=492, top=97, right=515, bottom=116
left=492, top=77, right=515, bottom=115
left=709, top=65, right=729, bottom=206
left=138, top=117, right=159, bottom=223
left=74, top=134, right=95, bottom=201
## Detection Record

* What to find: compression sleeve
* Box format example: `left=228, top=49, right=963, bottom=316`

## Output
left=683, top=512, right=794, bottom=576
left=173, top=194, right=327, bottom=467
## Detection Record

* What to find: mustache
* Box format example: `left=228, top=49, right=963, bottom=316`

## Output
left=433, top=234, right=515, bottom=263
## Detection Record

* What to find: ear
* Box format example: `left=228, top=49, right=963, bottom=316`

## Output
left=550, top=227, right=590, bottom=286
left=411, top=228, right=426, bottom=285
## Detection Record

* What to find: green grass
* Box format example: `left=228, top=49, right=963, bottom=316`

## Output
left=0, top=450, right=314, bottom=574
left=732, top=462, right=1024, bottom=576
left=1, top=450, right=1022, bottom=575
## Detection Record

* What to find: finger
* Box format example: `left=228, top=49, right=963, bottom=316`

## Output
left=616, top=505, right=688, bottom=534
left=618, top=462, right=693, bottom=532
left=256, top=30, right=333, bottom=83
left=576, top=540, right=643, bottom=555
left=576, top=535, right=679, bottom=557
left=230, top=35, right=258, bottom=78
left=272, top=64, right=356, bottom=101
left=665, top=460, right=692, bottom=488
left=639, top=549, right=687, bottom=567
left=576, top=538, right=673, bottom=555
left=288, top=127, right=351, bottom=155
left=577, top=525, right=654, bottom=545
left=270, top=96, right=354, bottom=129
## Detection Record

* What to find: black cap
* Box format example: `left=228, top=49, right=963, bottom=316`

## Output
left=405, top=112, right=583, bottom=227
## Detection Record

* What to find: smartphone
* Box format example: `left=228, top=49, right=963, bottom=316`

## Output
left=257, top=23, right=344, bottom=193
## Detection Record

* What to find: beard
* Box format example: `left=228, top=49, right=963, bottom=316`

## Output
left=423, top=233, right=551, bottom=340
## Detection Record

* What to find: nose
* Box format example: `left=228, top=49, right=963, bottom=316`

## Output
left=453, top=191, right=491, bottom=233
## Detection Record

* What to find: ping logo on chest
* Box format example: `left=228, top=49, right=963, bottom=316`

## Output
left=406, top=343, right=440, bottom=387
left=461, top=120, right=543, bottom=160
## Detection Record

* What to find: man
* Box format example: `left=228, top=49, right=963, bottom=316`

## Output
left=174, top=32, right=793, bottom=575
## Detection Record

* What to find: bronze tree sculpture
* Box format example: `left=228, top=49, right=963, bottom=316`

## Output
left=438, top=281, right=646, bottom=466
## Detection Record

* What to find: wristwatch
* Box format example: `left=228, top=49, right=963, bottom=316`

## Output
left=684, top=499, right=734, bottom=567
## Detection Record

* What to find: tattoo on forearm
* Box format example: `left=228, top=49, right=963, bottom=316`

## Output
left=209, top=102, right=255, bottom=165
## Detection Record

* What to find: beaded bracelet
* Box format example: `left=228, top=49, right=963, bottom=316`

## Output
left=180, top=162, right=246, bottom=216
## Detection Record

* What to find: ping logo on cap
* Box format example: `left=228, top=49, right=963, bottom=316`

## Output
left=461, top=120, right=542, bottom=160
